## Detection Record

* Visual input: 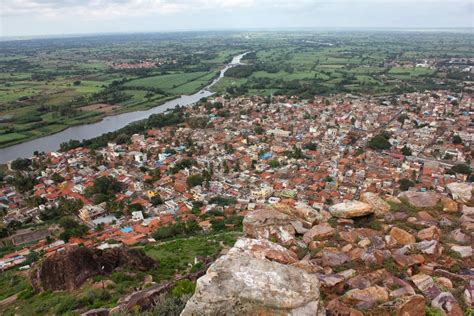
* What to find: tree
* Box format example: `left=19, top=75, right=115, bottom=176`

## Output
left=187, top=174, right=204, bottom=188
left=401, top=145, right=412, bottom=156
left=448, top=163, right=472, bottom=175
left=304, top=142, right=317, bottom=151
left=11, top=158, right=31, bottom=171
left=59, top=217, right=89, bottom=242
left=368, top=134, right=391, bottom=150
left=51, top=172, right=65, bottom=183
left=399, top=178, right=414, bottom=191
left=151, top=195, right=163, bottom=206
left=85, top=176, right=122, bottom=203
left=268, top=160, right=280, bottom=168
left=452, top=135, right=463, bottom=145
left=254, top=125, right=264, bottom=135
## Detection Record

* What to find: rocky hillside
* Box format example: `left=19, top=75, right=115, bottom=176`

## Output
left=183, top=185, right=473, bottom=315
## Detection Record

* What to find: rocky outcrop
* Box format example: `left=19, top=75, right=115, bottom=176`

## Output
left=397, top=191, right=440, bottom=208
left=183, top=186, right=473, bottom=316
left=361, top=192, right=390, bottom=216
left=329, top=201, right=373, bottom=218
left=273, top=202, right=322, bottom=227
left=31, top=246, right=156, bottom=291
left=243, top=206, right=296, bottom=244
left=447, top=182, right=472, bottom=203
left=181, top=238, right=325, bottom=316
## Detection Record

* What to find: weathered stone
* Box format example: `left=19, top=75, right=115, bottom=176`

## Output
left=290, top=220, right=308, bottom=234
left=441, top=197, right=459, bottom=213
left=273, top=202, right=323, bottom=227
left=411, top=273, right=442, bottom=300
left=431, top=292, right=464, bottom=316
left=317, top=273, right=345, bottom=287
left=464, top=280, right=474, bottom=307
left=233, top=238, right=298, bottom=265
left=31, top=246, right=156, bottom=292
left=344, top=286, right=389, bottom=303
left=447, top=182, right=472, bottom=203
left=450, top=245, right=472, bottom=258
left=417, top=226, right=440, bottom=241
left=398, top=191, right=440, bottom=208
left=326, top=299, right=364, bottom=316
left=391, top=295, right=426, bottom=316
left=393, top=253, right=425, bottom=267
left=347, top=269, right=387, bottom=290
left=243, top=207, right=296, bottom=245
left=414, top=240, right=442, bottom=256
left=181, top=240, right=325, bottom=316
left=436, top=277, right=453, bottom=289
left=320, top=249, right=350, bottom=267
left=417, top=211, right=436, bottom=222
left=450, top=229, right=471, bottom=244
left=390, top=227, right=416, bottom=245
left=329, top=201, right=373, bottom=219
left=302, top=223, right=335, bottom=243
left=361, top=192, right=390, bottom=216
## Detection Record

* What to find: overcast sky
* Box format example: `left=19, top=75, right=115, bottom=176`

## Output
left=1, top=0, right=473, bottom=37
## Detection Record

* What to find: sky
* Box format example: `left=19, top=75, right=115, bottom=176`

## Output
left=1, top=0, right=473, bottom=37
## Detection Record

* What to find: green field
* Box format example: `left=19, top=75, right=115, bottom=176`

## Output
left=0, top=31, right=472, bottom=147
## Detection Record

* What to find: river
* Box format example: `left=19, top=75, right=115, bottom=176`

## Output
left=0, top=52, right=248, bottom=164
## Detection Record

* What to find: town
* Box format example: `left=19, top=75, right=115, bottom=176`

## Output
left=0, top=90, right=473, bottom=314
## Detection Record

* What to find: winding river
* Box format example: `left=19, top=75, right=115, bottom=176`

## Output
left=0, top=52, right=248, bottom=164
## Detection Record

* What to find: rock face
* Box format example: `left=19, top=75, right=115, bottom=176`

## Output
left=329, top=201, right=373, bottom=219
left=181, top=238, right=324, bottom=316
left=31, top=246, right=156, bottom=291
left=398, top=191, right=440, bottom=208
left=447, top=182, right=472, bottom=203
left=243, top=206, right=296, bottom=244
left=361, top=192, right=390, bottom=216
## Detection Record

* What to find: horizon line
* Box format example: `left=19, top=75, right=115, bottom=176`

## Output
left=1, top=27, right=473, bottom=42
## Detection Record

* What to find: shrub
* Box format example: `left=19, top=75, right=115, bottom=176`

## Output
left=171, top=280, right=196, bottom=298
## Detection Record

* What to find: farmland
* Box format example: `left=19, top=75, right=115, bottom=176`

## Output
left=0, top=31, right=472, bottom=147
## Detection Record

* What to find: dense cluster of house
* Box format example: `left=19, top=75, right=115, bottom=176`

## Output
left=0, top=90, right=472, bottom=270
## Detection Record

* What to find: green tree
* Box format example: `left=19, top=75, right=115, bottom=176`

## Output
left=452, top=135, right=463, bottom=145
left=368, top=134, right=391, bottom=150
left=401, top=145, right=412, bottom=156
left=399, top=178, right=414, bottom=191
left=11, top=158, right=31, bottom=170
left=187, top=174, right=204, bottom=188
left=59, top=217, right=89, bottom=242
left=268, top=160, right=280, bottom=168
left=448, top=163, right=471, bottom=175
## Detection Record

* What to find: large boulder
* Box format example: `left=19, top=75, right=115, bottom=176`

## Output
left=181, top=238, right=325, bottom=316
left=31, top=246, right=156, bottom=291
left=397, top=191, right=439, bottom=208
left=273, top=203, right=322, bottom=227
left=329, top=201, right=373, bottom=219
left=447, top=182, right=472, bottom=203
left=361, top=192, right=390, bottom=216
left=243, top=206, right=296, bottom=245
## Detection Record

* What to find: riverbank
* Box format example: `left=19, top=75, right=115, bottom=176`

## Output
left=0, top=52, right=249, bottom=163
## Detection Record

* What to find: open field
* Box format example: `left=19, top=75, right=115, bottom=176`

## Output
left=0, top=31, right=472, bottom=147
